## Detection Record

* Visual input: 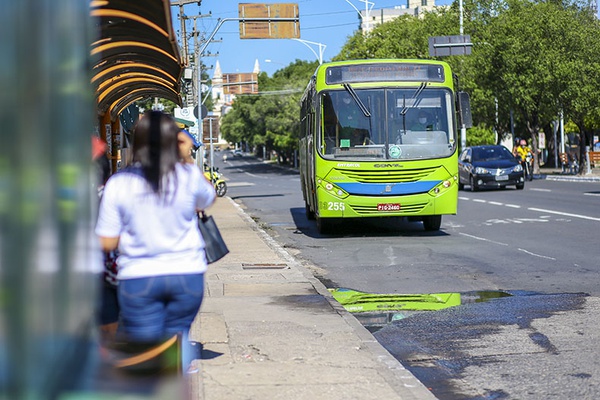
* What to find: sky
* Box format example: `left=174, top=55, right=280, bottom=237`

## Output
left=173, top=0, right=453, bottom=78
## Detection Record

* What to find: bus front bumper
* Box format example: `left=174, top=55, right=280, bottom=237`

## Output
left=316, top=182, right=458, bottom=218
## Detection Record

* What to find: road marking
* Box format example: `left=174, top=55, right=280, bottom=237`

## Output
left=244, top=172, right=259, bottom=178
left=459, top=232, right=509, bottom=246
left=518, top=248, right=556, bottom=260
left=529, top=188, right=551, bottom=192
left=528, top=207, right=600, bottom=222
left=460, top=233, right=554, bottom=260
left=384, top=246, right=397, bottom=266
left=460, top=196, right=598, bottom=219
left=227, top=182, right=255, bottom=187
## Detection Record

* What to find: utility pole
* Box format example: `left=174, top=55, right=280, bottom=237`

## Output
left=185, top=14, right=214, bottom=106
left=171, top=1, right=202, bottom=64
left=181, top=16, right=189, bottom=65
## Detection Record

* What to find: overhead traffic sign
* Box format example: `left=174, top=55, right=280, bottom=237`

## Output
left=238, top=3, right=300, bottom=39
left=429, top=35, right=473, bottom=57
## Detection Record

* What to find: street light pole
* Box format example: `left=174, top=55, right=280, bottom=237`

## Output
left=459, top=0, right=464, bottom=35
left=290, top=39, right=326, bottom=64
left=344, top=0, right=375, bottom=33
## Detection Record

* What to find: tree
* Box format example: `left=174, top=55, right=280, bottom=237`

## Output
left=473, top=0, right=600, bottom=172
left=551, top=6, right=600, bottom=170
left=335, top=10, right=457, bottom=61
left=220, top=60, right=318, bottom=163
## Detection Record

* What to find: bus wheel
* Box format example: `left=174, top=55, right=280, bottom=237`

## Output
left=305, top=202, right=315, bottom=220
left=316, top=217, right=334, bottom=234
left=423, top=215, right=442, bottom=231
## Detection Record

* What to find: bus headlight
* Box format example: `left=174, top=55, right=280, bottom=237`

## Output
left=318, top=179, right=348, bottom=198
left=429, top=180, right=453, bottom=196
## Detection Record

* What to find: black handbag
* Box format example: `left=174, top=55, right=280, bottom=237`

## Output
left=197, top=211, right=229, bottom=264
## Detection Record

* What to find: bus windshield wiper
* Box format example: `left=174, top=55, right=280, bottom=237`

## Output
left=342, top=83, right=371, bottom=117
left=399, top=82, right=427, bottom=116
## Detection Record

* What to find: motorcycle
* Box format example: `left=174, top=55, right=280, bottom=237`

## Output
left=204, top=167, right=227, bottom=197
left=522, top=151, right=534, bottom=181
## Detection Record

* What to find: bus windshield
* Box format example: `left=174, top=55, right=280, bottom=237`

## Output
left=320, top=88, right=456, bottom=160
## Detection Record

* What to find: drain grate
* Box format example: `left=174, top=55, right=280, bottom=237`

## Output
left=241, top=263, right=288, bottom=270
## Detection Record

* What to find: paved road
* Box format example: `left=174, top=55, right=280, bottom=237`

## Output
left=216, top=154, right=600, bottom=399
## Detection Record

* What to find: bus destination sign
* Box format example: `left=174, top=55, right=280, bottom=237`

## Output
left=325, top=63, right=444, bottom=85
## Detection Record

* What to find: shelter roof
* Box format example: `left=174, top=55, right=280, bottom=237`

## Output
left=90, top=0, right=183, bottom=120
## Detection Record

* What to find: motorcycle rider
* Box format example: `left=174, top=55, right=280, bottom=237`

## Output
left=515, top=139, right=533, bottom=179
left=516, top=139, right=532, bottom=162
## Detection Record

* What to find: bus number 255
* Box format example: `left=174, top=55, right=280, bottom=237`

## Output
left=327, top=202, right=345, bottom=211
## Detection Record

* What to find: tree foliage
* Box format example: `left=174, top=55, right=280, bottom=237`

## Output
left=220, top=59, right=318, bottom=163
left=471, top=0, right=600, bottom=170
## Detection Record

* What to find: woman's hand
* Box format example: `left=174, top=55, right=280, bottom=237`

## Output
left=99, top=236, right=119, bottom=252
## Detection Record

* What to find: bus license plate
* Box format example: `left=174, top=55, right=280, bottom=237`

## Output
left=377, top=203, right=401, bottom=211
left=496, top=175, right=508, bottom=181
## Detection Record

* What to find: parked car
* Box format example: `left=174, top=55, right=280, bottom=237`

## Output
left=233, top=149, right=243, bottom=157
left=458, top=145, right=525, bottom=191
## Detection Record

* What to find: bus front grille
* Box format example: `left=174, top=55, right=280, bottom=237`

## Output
left=350, top=202, right=428, bottom=215
left=338, top=167, right=440, bottom=183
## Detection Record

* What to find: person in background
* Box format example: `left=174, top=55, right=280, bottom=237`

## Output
left=93, top=136, right=120, bottom=342
left=95, top=111, right=216, bottom=373
left=92, top=136, right=110, bottom=196
left=515, top=139, right=532, bottom=162
left=178, top=129, right=200, bottom=164
left=410, top=111, right=434, bottom=131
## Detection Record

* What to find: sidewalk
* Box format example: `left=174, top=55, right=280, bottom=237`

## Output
left=539, top=166, right=600, bottom=182
left=188, top=197, right=436, bottom=400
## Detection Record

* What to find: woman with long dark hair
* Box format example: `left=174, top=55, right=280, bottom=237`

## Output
left=95, top=111, right=216, bottom=371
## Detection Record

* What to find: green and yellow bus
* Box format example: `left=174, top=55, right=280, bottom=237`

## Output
left=299, top=59, right=472, bottom=233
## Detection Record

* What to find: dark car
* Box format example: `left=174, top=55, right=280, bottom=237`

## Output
left=458, top=145, right=525, bottom=191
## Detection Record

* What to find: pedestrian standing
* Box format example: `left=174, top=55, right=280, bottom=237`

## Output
left=95, top=111, right=216, bottom=372
left=92, top=136, right=120, bottom=342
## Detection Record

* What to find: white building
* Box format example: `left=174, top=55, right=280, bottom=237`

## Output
left=360, top=1, right=441, bottom=32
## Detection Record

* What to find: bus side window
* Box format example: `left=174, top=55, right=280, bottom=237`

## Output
left=322, top=93, right=338, bottom=154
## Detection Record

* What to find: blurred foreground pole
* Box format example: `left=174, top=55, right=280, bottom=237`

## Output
left=0, top=1, right=99, bottom=399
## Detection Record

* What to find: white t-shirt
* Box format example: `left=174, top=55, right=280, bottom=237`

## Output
left=95, top=163, right=216, bottom=280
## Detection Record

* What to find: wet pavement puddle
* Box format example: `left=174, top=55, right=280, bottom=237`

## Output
left=332, top=289, right=589, bottom=399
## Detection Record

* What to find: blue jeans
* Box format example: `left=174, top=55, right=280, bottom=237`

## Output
left=117, top=273, right=204, bottom=368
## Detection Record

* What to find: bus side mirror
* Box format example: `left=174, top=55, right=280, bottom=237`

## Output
left=458, top=92, right=473, bottom=129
